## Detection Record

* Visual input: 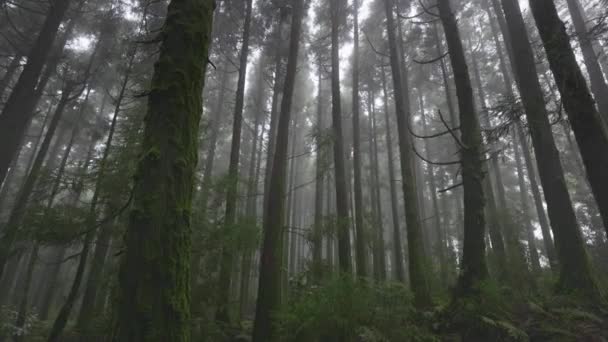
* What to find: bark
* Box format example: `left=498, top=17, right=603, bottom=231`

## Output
left=368, top=90, right=387, bottom=281
left=0, top=0, right=72, bottom=185
left=565, top=0, right=608, bottom=128
left=437, top=0, right=489, bottom=295
left=329, top=0, right=353, bottom=275
left=384, top=0, right=431, bottom=306
left=263, top=9, right=288, bottom=212
left=252, top=0, right=304, bottom=339
left=485, top=0, right=557, bottom=270
left=112, top=0, right=214, bottom=340
left=0, top=53, right=23, bottom=101
left=351, top=0, right=367, bottom=278
left=215, top=0, right=253, bottom=324
left=312, top=67, right=325, bottom=281
left=529, top=0, right=608, bottom=243
left=381, top=68, right=405, bottom=283
left=500, top=0, right=600, bottom=297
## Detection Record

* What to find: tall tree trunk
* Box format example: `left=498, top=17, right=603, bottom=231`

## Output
left=329, top=0, right=353, bottom=274
left=384, top=0, right=431, bottom=306
left=0, top=0, right=72, bottom=185
left=381, top=66, right=405, bottom=282
left=437, top=0, right=489, bottom=296
left=215, top=0, right=253, bottom=325
left=312, top=67, right=325, bottom=281
left=263, top=8, right=288, bottom=213
left=565, top=0, right=608, bottom=128
left=0, top=53, right=23, bottom=102
left=368, top=90, right=387, bottom=281
left=484, top=0, right=557, bottom=270
left=0, top=85, right=77, bottom=277
left=418, top=92, right=448, bottom=287
left=112, top=0, right=214, bottom=340
left=529, top=0, right=608, bottom=241
left=351, top=0, right=367, bottom=278
left=252, top=0, right=304, bottom=339
left=39, top=143, right=95, bottom=321
left=499, top=0, right=600, bottom=297
left=76, top=52, right=132, bottom=333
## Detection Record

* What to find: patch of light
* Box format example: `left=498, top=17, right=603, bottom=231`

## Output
left=67, top=35, right=95, bottom=52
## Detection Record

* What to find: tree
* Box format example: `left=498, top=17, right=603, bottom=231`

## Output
left=383, top=0, right=431, bottom=306
left=252, top=0, right=305, bottom=340
left=529, top=0, right=608, bottom=242
left=330, top=0, right=353, bottom=274
left=499, top=0, right=600, bottom=298
left=437, top=0, right=489, bottom=296
left=351, top=0, right=367, bottom=278
left=215, top=0, right=253, bottom=325
left=112, top=0, right=215, bottom=340
left=0, top=0, right=72, bottom=185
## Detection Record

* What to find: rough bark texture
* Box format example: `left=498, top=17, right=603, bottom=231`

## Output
left=438, top=0, right=489, bottom=296
left=0, top=0, right=71, bottom=185
left=252, top=0, right=304, bottom=339
left=113, top=0, right=214, bottom=340
left=384, top=0, right=431, bottom=306
left=500, top=0, right=599, bottom=298
left=529, top=0, right=608, bottom=243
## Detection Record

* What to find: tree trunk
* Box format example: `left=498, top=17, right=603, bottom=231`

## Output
left=0, top=85, right=76, bottom=277
left=0, top=53, right=23, bottom=102
left=368, top=90, right=387, bottom=281
left=0, top=0, right=72, bottom=185
left=384, top=0, right=431, bottom=306
left=252, top=0, right=304, bottom=339
left=565, top=0, right=608, bottom=128
left=112, top=0, right=214, bottom=340
left=312, top=67, right=325, bottom=281
left=351, top=0, right=367, bottom=278
left=418, top=93, right=448, bottom=287
left=437, top=0, right=489, bottom=296
left=330, top=0, right=353, bottom=275
left=485, top=0, right=557, bottom=270
left=215, top=0, right=253, bottom=325
left=529, top=0, right=608, bottom=243
left=499, top=0, right=600, bottom=297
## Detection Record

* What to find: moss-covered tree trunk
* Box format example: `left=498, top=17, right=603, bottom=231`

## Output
left=215, top=0, right=253, bottom=324
left=112, top=0, right=214, bottom=340
left=499, top=0, right=600, bottom=298
left=0, top=0, right=71, bottom=185
left=529, top=0, right=608, bottom=244
left=437, top=0, right=489, bottom=296
left=384, top=0, right=431, bottom=306
left=252, top=0, right=304, bottom=339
